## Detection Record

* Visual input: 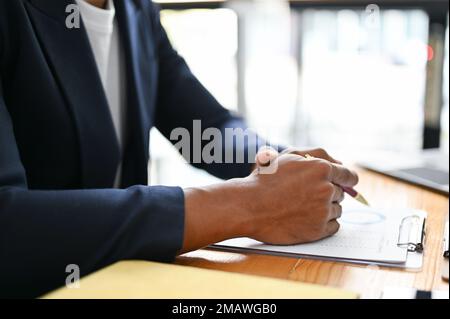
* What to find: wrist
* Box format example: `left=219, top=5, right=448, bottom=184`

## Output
left=181, top=178, right=256, bottom=253
left=196, top=178, right=255, bottom=239
left=219, top=178, right=257, bottom=238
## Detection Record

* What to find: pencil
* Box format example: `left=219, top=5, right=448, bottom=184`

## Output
left=305, top=154, right=370, bottom=206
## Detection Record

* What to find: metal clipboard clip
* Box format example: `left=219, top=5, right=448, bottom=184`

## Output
left=397, top=215, right=426, bottom=253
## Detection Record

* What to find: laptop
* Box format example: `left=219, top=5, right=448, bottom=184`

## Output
left=358, top=149, right=449, bottom=195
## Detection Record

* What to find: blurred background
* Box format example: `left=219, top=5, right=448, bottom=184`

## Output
left=149, top=0, right=449, bottom=187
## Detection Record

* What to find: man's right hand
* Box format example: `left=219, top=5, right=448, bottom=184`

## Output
left=244, top=153, right=358, bottom=245
left=181, top=151, right=359, bottom=254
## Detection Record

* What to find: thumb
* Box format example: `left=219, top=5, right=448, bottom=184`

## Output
left=255, top=146, right=280, bottom=167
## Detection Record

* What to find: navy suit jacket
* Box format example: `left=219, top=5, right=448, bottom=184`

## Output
left=0, top=0, right=262, bottom=298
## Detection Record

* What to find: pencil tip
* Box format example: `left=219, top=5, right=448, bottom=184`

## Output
left=355, top=194, right=370, bottom=206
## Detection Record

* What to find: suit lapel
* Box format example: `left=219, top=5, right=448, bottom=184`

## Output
left=115, top=0, right=155, bottom=187
left=25, top=0, right=121, bottom=188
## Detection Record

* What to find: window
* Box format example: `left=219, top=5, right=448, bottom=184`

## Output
left=150, top=8, right=237, bottom=186
left=149, top=3, right=449, bottom=186
left=295, top=9, right=431, bottom=153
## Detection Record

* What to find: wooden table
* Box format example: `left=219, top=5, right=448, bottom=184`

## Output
left=176, top=168, right=449, bottom=299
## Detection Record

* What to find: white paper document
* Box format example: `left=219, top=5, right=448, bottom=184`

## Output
left=214, top=204, right=426, bottom=267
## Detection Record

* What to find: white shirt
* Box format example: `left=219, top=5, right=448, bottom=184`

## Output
left=76, top=0, right=125, bottom=187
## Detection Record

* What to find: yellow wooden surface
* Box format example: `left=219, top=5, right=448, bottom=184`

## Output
left=44, top=261, right=357, bottom=299
left=176, top=168, right=449, bottom=299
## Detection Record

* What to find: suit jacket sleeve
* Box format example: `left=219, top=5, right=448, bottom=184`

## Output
left=151, top=4, right=269, bottom=179
left=0, top=77, right=185, bottom=298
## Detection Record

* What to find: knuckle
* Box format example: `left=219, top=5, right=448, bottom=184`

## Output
left=334, top=222, right=341, bottom=233
left=319, top=183, right=334, bottom=199
left=335, top=205, right=343, bottom=218
left=353, top=171, right=360, bottom=184
left=342, top=170, right=353, bottom=184
left=343, top=168, right=358, bottom=185
left=338, top=189, right=345, bottom=202
left=318, top=209, right=329, bottom=221
left=328, top=221, right=340, bottom=236
left=315, top=160, right=332, bottom=176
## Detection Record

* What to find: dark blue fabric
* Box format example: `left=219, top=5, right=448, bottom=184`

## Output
left=0, top=0, right=260, bottom=298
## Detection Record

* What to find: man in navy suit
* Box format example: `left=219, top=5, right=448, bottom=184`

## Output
left=0, top=0, right=358, bottom=297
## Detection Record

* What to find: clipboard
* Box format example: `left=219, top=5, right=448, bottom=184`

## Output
left=213, top=208, right=427, bottom=270
left=393, top=212, right=427, bottom=269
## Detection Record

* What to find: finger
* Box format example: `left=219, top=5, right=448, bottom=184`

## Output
left=282, top=147, right=343, bottom=164
left=331, top=184, right=345, bottom=203
left=326, top=220, right=341, bottom=236
left=329, top=163, right=359, bottom=187
left=255, top=146, right=279, bottom=167
left=329, top=204, right=343, bottom=220
left=306, top=148, right=342, bottom=165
